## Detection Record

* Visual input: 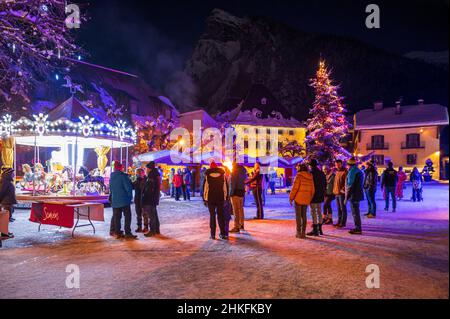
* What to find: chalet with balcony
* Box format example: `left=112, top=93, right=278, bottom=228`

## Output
left=354, top=100, right=449, bottom=178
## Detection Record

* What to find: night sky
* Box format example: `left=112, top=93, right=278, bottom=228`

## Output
left=75, top=0, right=449, bottom=90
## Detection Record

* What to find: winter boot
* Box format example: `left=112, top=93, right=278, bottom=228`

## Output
left=307, top=224, right=319, bottom=236
left=318, top=223, right=324, bottom=235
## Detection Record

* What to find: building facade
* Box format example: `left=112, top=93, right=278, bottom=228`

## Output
left=354, top=101, right=449, bottom=178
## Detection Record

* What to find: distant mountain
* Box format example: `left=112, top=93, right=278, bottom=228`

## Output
left=404, top=51, right=449, bottom=68
left=185, top=9, right=449, bottom=120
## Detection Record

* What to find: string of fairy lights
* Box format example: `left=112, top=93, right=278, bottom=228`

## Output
left=0, top=113, right=137, bottom=143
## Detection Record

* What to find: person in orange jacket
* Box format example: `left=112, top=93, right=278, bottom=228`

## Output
left=289, top=163, right=315, bottom=239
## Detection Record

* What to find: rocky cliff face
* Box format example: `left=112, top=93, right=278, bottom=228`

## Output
left=186, top=9, right=449, bottom=120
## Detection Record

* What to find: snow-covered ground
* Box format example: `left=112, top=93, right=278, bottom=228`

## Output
left=0, top=182, right=448, bottom=299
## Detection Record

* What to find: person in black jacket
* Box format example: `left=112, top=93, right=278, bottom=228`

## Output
left=132, top=168, right=147, bottom=232
left=202, top=161, right=229, bottom=240
left=0, top=168, right=17, bottom=223
left=381, top=161, right=398, bottom=212
left=308, top=159, right=327, bottom=236
left=363, top=160, right=378, bottom=218
left=142, top=161, right=161, bottom=237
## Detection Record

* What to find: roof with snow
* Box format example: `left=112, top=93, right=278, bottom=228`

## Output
left=355, top=103, right=449, bottom=130
left=47, top=96, right=99, bottom=122
left=216, top=84, right=303, bottom=128
left=26, top=60, right=178, bottom=123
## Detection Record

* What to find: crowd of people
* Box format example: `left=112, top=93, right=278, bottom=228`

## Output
left=0, top=154, right=430, bottom=241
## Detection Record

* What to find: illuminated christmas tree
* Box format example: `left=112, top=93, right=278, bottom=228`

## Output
left=305, top=60, right=350, bottom=165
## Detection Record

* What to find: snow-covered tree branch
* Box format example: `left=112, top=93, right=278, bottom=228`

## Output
left=0, top=0, right=83, bottom=110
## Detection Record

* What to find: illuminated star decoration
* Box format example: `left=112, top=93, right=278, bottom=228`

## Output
left=0, top=114, right=14, bottom=137
left=33, top=113, right=49, bottom=136
left=78, top=116, right=95, bottom=137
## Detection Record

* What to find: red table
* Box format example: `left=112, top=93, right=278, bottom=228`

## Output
left=29, top=201, right=104, bottom=237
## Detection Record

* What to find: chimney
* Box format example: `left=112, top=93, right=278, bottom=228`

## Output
left=373, top=101, right=383, bottom=111
left=395, top=100, right=402, bottom=114
left=418, top=99, right=424, bottom=105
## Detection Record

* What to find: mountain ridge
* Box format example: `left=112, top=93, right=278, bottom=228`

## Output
left=185, top=9, right=449, bottom=120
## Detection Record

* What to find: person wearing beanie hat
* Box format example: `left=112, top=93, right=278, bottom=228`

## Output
left=345, top=157, right=364, bottom=235
left=0, top=168, right=17, bottom=223
left=109, top=160, right=137, bottom=239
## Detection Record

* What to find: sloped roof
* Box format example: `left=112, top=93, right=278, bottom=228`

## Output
left=355, top=104, right=449, bottom=130
left=216, top=84, right=303, bottom=128
left=47, top=96, right=99, bottom=122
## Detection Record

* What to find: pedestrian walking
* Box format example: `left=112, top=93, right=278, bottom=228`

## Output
left=109, top=161, right=137, bottom=239
left=322, top=165, right=335, bottom=225
left=410, top=167, right=423, bottom=202
left=396, top=166, right=407, bottom=200
left=333, top=159, right=348, bottom=228
left=363, top=160, right=378, bottom=218
left=202, top=161, right=229, bottom=240
left=246, top=163, right=264, bottom=219
left=289, top=163, right=315, bottom=239
left=269, top=169, right=277, bottom=195
left=229, top=162, right=248, bottom=233
left=308, top=159, right=327, bottom=236
left=345, top=157, right=364, bottom=234
left=381, top=161, right=398, bottom=212
left=132, top=168, right=147, bottom=232
left=142, top=161, right=161, bottom=237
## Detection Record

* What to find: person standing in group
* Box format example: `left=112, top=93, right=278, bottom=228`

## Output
left=200, top=167, right=207, bottom=193
left=0, top=168, right=17, bottom=225
left=202, top=161, right=229, bottom=240
left=182, top=167, right=191, bottom=201
left=173, top=169, right=183, bottom=201
left=333, top=159, right=348, bottom=228
left=410, top=167, right=423, bottom=202
left=363, top=160, right=378, bottom=219
left=132, top=168, right=147, bottom=233
left=289, top=163, right=315, bottom=239
left=396, top=166, right=407, bottom=200
left=168, top=168, right=175, bottom=198
left=381, top=161, right=398, bottom=212
left=190, top=168, right=196, bottom=197
left=308, top=159, right=327, bottom=236
left=109, top=161, right=137, bottom=239
left=246, top=163, right=264, bottom=219
left=345, top=157, right=364, bottom=235
left=229, top=161, right=248, bottom=233
left=142, top=161, right=161, bottom=237
left=322, top=165, right=335, bottom=225
left=269, top=169, right=277, bottom=195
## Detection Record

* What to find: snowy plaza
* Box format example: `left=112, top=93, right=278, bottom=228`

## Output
left=0, top=181, right=448, bottom=299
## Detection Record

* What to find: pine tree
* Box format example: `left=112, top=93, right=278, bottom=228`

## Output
left=305, top=60, right=350, bottom=165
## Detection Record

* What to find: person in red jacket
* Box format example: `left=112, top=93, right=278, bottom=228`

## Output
left=246, top=163, right=264, bottom=219
left=173, top=169, right=183, bottom=201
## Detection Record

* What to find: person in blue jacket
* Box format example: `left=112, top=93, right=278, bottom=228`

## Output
left=109, top=161, right=137, bottom=239
left=344, top=157, right=364, bottom=235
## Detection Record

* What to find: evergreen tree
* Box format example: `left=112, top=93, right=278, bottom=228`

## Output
left=305, top=60, right=350, bottom=165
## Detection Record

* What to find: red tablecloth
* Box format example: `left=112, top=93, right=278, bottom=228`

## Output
left=0, top=210, right=9, bottom=234
left=29, top=203, right=75, bottom=228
